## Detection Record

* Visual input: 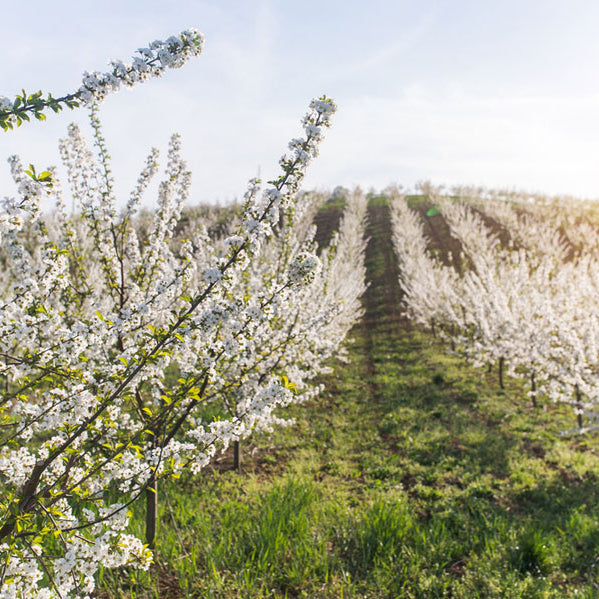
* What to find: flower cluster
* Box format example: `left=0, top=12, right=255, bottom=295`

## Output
left=288, top=251, right=322, bottom=285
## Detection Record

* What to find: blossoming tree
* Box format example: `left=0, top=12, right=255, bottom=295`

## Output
left=0, top=26, right=368, bottom=599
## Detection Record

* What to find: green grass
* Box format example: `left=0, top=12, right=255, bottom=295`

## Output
left=97, top=198, right=599, bottom=598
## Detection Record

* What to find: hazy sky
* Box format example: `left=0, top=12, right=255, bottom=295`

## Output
left=2, top=0, right=599, bottom=207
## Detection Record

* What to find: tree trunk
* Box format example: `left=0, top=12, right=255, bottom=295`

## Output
left=145, top=474, right=158, bottom=550
left=498, top=357, right=505, bottom=390
left=233, top=440, right=241, bottom=472
left=575, top=385, right=583, bottom=429
left=140, top=386, right=160, bottom=549
left=530, top=371, right=537, bottom=408
left=487, top=362, right=492, bottom=374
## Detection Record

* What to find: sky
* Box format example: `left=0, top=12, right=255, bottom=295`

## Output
left=2, top=0, right=599, bottom=208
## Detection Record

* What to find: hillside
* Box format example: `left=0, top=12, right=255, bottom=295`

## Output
left=98, top=196, right=599, bottom=599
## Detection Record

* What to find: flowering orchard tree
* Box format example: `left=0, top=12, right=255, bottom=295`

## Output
left=389, top=194, right=462, bottom=339
left=0, top=35, right=360, bottom=595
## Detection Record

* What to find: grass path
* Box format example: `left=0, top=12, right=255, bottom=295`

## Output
left=98, top=196, right=599, bottom=598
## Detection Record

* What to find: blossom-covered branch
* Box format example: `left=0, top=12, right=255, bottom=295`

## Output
left=0, top=29, right=204, bottom=131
